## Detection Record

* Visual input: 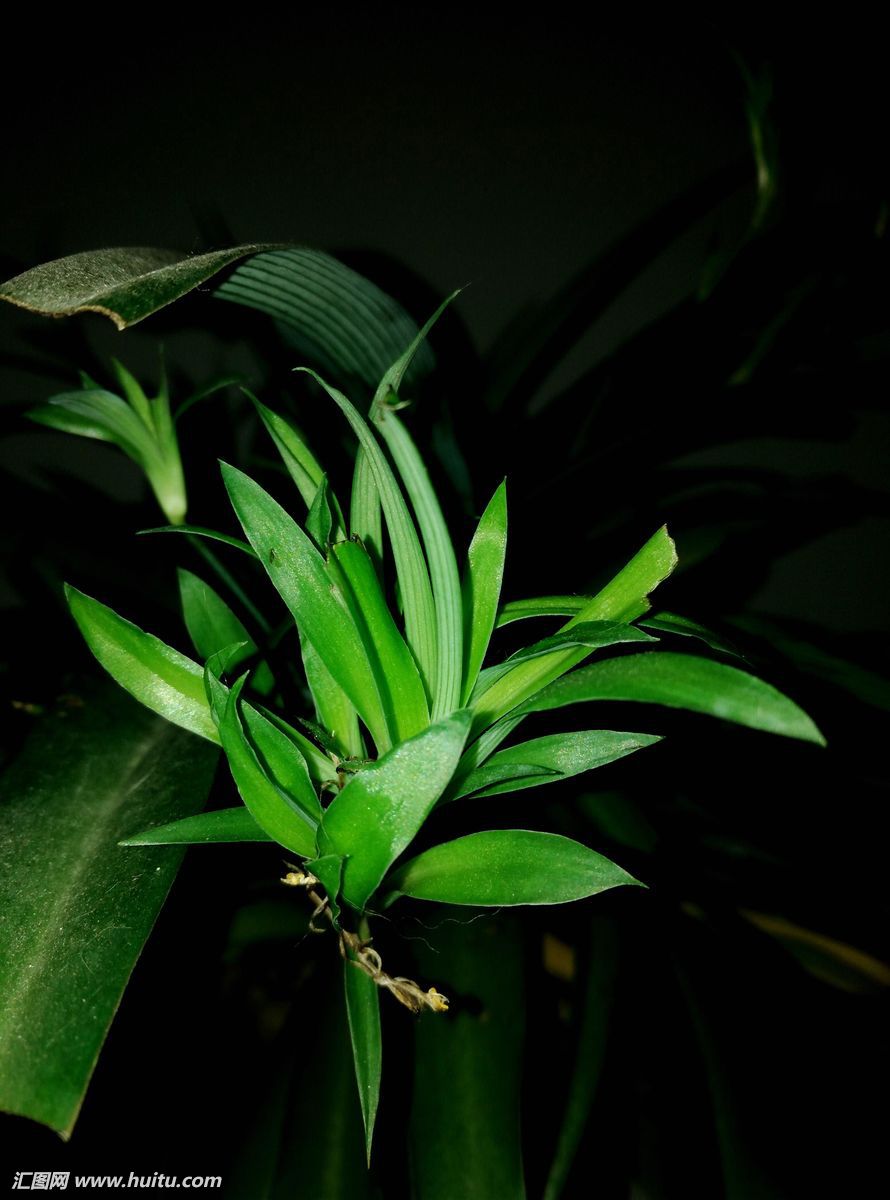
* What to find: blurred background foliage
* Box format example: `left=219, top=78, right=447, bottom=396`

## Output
left=0, top=19, right=886, bottom=1197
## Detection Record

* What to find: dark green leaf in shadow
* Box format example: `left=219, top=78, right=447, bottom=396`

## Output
left=217, top=248, right=432, bottom=390
left=461, top=480, right=508, bottom=703
left=0, top=244, right=282, bottom=328
left=640, top=611, right=746, bottom=661
left=544, top=917, right=619, bottom=1200
left=0, top=681, right=217, bottom=1134
left=410, top=912, right=526, bottom=1199
left=178, top=567, right=274, bottom=695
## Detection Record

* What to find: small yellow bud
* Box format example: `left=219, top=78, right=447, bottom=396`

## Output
left=426, top=988, right=449, bottom=1013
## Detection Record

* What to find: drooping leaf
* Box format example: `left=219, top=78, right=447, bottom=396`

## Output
left=328, top=538, right=429, bottom=746
left=178, top=567, right=274, bottom=694
left=410, top=913, right=526, bottom=1200
left=515, top=651, right=826, bottom=745
left=0, top=244, right=282, bottom=328
left=319, top=710, right=472, bottom=911
left=343, top=928, right=382, bottom=1164
left=297, top=369, right=438, bottom=701
left=138, top=524, right=257, bottom=558
left=0, top=680, right=217, bottom=1135
left=449, top=730, right=662, bottom=801
left=66, top=585, right=218, bottom=743
left=640, top=610, right=746, bottom=660
left=386, top=830, right=643, bottom=907
left=206, top=672, right=317, bottom=857
left=221, top=463, right=386, bottom=747
left=470, top=528, right=677, bottom=733
left=216, top=248, right=433, bottom=390
left=121, top=806, right=271, bottom=845
left=461, top=480, right=508, bottom=703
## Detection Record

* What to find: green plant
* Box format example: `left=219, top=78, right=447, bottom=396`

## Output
left=0, top=249, right=826, bottom=1165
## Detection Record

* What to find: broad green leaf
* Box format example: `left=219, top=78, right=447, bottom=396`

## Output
left=343, top=929, right=382, bottom=1164
left=216, top=248, right=433, bottom=390
left=319, top=710, right=472, bottom=911
left=543, top=917, right=619, bottom=1200
left=516, top=651, right=826, bottom=745
left=221, top=463, right=386, bottom=746
left=410, top=913, right=526, bottom=1200
left=178, top=567, right=274, bottom=694
left=121, top=806, right=271, bottom=845
left=444, top=762, right=559, bottom=802
left=640, top=610, right=746, bottom=660
left=372, top=409, right=463, bottom=719
left=138, top=524, right=257, bottom=558
left=450, top=730, right=661, bottom=801
left=206, top=673, right=317, bottom=857
left=0, top=680, right=217, bottom=1135
left=470, top=528, right=677, bottom=734
left=328, top=539, right=429, bottom=746
left=298, top=370, right=438, bottom=702
left=66, top=585, right=218, bottom=743
left=1, top=244, right=281, bottom=328
left=300, top=634, right=362, bottom=760
left=461, top=481, right=508, bottom=703
left=472, top=620, right=657, bottom=701
left=386, top=830, right=643, bottom=906
left=496, top=595, right=585, bottom=627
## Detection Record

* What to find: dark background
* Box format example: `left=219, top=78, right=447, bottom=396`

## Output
left=1, top=17, right=887, bottom=1197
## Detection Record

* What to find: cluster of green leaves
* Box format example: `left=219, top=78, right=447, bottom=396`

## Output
left=37, top=295, right=822, bottom=1159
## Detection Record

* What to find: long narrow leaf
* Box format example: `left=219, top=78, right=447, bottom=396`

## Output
left=496, top=595, right=585, bottom=627
left=461, top=481, right=508, bottom=703
left=449, top=730, right=661, bottom=801
left=178, top=568, right=274, bottom=694
left=206, top=673, right=317, bottom=857
left=343, top=931, right=382, bottom=1164
left=515, top=651, right=826, bottom=744
left=121, top=807, right=272, bottom=845
left=386, top=830, right=643, bottom=906
left=372, top=409, right=463, bottom=718
left=469, top=528, right=676, bottom=734
left=328, top=539, right=429, bottom=746
left=300, top=634, right=363, bottom=760
left=319, top=710, right=471, bottom=911
left=297, top=370, right=438, bottom=701
left=222, top=463, right=386, bottom=745
left=66, top=585, right=218, bottom=743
